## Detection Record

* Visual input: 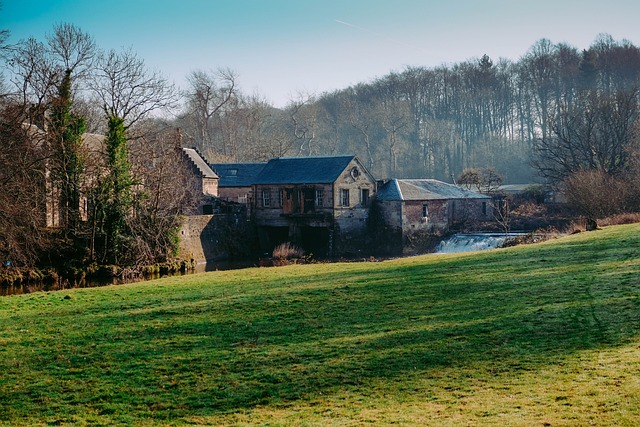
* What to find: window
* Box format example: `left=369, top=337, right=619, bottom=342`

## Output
left=315, top=189, right=323, bottom=207
left=341, top=189, right=350, bottom=207
left=238, top=194, right=247, bottom=204
left=482, top=201, right=487, bottom=216
left=361, top=189, right=370, bottom=206
left=422, top=203, right=429, bottom=218
left=228, top=168, right=238, bottom=176
left=262, top=189, right=271, bottom=207
left=279, top=189, right=283, bottom=207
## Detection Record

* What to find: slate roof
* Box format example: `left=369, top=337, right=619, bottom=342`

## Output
left=211, top=163, right=267, bottom=187
left=253, top=155, right=356, bottom=185
left=498, top=184, right=538, bottom=193
left=377, top=179, right=490, bottom=201
left=182, top=148, right=219, bottom=179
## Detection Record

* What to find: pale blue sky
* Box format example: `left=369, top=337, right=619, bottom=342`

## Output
left=3, top=0, right=640, bottom=107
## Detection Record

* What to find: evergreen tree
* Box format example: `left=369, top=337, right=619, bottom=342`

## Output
left=101, top=116, right=134, bottom=264
left=49, top=69, right=87, bottom=239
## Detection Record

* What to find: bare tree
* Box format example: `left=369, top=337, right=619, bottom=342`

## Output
left=44, top=24, right=96, bottom=238
left=92, top=47, right=177, bottom=128
left=564, top=169, right=628, bottom=229
left=287, top=92, right=320, bottom=157
left=47, top=23, right=96, bottom=79
left=457, top=167, right=503, bottom=193
left=0, top=105, right=49, bottom=267
left=183, top=68, right=237, bottom=157
left=376, top=98, right=410, bottom=178
left=127, top=124, right=199, bottom=263
left=89, top=47, right=178, bottom=264
left=6, top=37, right=58, bottom=120
left=533, top=88, right=639, bottom=183
left=344, top=87, right=376, bottom=170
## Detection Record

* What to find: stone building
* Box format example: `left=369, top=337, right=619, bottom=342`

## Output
left=38, top=129, right=106, bottom=228
left=252, top=155, right=376, bottom=257
left=375, top=179, right=492, bottom=254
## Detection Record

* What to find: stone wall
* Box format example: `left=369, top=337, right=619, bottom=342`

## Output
left=370, top=200, right=403, bottom=255
left=403, top=200, right=449, bottom=234
left=178, top=213, right=255, bottom=263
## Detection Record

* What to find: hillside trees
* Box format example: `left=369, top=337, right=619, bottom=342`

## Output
left=526, top=37, right=640, bottom=225
left=244, top=34, right=639, bottom=193
left=533, top=88, right=639, bottom=182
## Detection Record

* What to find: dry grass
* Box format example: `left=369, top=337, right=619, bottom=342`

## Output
left=599, top=212, right=640, bottom=226
left=272, top=241, right=306, bottom=260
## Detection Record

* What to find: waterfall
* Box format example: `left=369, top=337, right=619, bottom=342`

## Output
left=435, top=233, right=521, bottom=254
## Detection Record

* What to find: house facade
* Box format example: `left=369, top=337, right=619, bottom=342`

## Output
left=252, top=155, right=376, bottom=257
left=376, top=179, right=492, bottom=254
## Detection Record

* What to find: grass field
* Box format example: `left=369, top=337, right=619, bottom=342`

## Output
left=1, top=224, right=640, bottom=426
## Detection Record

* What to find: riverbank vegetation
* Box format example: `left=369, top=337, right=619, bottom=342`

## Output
left=1, top=223, right=639, bottom=426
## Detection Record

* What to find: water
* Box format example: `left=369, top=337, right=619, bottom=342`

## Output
left=1, top=259, right=258, bottom=296
left=435, top=233, right=523, bottom=254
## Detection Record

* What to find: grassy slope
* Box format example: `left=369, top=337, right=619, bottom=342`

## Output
left=1, top=224, right=639, bottom=426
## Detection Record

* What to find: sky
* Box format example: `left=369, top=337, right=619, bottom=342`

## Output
left=3, top=0, right=640, bottom=107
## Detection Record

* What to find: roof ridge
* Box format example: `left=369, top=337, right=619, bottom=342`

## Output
left=183, top=148, right=218, bottom=179
left=274, top=154, right=354, bottom=160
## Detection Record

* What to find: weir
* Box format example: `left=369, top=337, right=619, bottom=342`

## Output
left=434, top=233, right=523, bottom=254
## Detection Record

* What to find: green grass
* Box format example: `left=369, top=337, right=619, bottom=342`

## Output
left=1, top=224, right=640, bottom=426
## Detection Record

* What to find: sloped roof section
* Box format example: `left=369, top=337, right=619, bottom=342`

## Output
left=211, top=162, right=267, bottom=187
left=183, top=148, right=219, bottom=179
left=253, top=155, right=355, bottom=185
left=376, top=179, right=403, bottom=201
left=378, top=179, right=490, bottom=201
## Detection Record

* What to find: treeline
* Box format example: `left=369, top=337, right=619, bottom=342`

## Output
left=176, top=34, right=640, bottom=186
left=3, top=20, right=640, bottom=270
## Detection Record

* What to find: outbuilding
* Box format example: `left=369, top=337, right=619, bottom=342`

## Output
left=376, top=179, right=492, bottom=254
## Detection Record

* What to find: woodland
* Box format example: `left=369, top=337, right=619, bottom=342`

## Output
left=2, top=21, right=640, bottom=274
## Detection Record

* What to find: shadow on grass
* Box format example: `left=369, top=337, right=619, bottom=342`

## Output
left=3, top=226, right=640, bottom=423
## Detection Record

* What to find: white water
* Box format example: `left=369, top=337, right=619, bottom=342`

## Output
left=435, top=233, right=522, bottom=254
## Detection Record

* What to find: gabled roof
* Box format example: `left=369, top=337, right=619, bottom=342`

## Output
left=23, top=123, right=106, bottom=152
left=377, top=179, right=490, bottom=201
left=253, top=155, right=356, bottom=185
left=182, top=148, right=219, bottom=179
left=211, top=162, right=267, bottom=188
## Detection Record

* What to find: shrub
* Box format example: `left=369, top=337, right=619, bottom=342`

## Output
left=272, top=242, right=305, bottom=260
left=598, top=212, right=640, bottom=226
